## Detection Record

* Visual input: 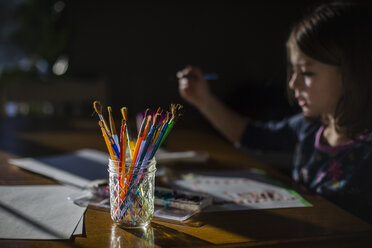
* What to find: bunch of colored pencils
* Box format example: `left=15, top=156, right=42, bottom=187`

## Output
left=93, top=100, right=182, bottom=212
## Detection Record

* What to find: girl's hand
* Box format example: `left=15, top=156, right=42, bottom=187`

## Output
left=177, top=65, right=247, bottom=143
left=177, top=66, right=211, bottom=109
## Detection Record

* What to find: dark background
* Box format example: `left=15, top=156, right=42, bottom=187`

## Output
left=0, top=0, right=331, bottom=129
left=67, top=1, right=307, bottom=123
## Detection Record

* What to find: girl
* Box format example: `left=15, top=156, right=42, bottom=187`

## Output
left=177, top=2, right=372, bottom=223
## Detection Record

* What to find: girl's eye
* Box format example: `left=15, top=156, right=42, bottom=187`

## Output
left=301, top=71, right=314, bottom=77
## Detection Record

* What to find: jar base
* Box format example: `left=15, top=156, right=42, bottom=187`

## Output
left=115, top=221, right=150, bottom=229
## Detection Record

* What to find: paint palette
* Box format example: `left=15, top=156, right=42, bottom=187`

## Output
left=154, top=187, right=213, bottom=212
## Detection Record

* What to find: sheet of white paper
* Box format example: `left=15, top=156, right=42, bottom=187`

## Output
left=156, top=148, right=209, bottom=163
left=8, top=149, right=110, bottom=188
left=0, top=185, right=86, bottom=239
left=172, top=171, right=311, bottom=212
left=8, top=149, right=209, bottom=188
left=72, top=215, right=84, bottom=236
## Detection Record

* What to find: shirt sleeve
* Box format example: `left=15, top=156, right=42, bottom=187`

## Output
left=236, top=113, right=305, bottom=152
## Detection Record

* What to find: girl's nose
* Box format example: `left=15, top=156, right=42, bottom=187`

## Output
left=288, top=72, right=302, bottom=90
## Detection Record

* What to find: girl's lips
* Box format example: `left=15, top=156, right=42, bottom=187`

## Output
left=298, top=98, right=307, bottom=107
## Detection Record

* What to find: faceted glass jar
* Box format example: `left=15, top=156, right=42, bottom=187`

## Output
left=108, top=158, right=156, bottom=229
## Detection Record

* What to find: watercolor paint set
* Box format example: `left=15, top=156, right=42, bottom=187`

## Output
left=154, top=187, right=212, bottom=212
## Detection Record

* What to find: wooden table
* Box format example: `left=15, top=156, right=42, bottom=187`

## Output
left=0, top=118, right=371, bottom=247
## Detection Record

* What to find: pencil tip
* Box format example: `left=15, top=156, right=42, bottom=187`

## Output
left=98, top=120, right=104, bottom=128
left=156, top=107, right=161, bottom=115
left=153, top=113, right=161, bottom=126
left=144, top=108, right=150, bottom=117
left=93, top=100, right=102, bottom=115
left=121, top=107, right=128, bottom=120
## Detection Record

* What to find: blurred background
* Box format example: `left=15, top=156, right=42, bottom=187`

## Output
left=0, top=0, right=327, bottom=129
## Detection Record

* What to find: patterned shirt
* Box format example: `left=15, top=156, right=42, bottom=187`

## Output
left=239, top=113, right=372, bottom=224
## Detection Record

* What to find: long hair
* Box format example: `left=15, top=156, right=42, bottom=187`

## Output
left=286, top=2, right=372, bottom=138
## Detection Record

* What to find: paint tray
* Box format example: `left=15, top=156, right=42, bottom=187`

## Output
left=154, top=187, right=213, bottom=212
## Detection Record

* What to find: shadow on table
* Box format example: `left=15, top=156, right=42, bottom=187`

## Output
left=152, top=209, right=350, bottom=246
left=111, top=222, right=209, bottom=247
left=0, top=118, right=77, bottom=157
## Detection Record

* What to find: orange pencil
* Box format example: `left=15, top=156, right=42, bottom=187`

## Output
left=153, top=112, right=169, bottom=144
left=119, top=121, right=127, bottom=191
left=94, top=101, right=111, bottom=136
left=124, top=112, right=151, bottom=194
left=117, top=120, right=127, bottom=199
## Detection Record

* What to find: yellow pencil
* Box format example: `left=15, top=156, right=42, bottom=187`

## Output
left=121, top=107, right=135, bottom=158
left=99, top=121, right=118, bottom=168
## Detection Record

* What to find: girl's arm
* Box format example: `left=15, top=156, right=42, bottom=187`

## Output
left=198, top=93, right=248, bottom=144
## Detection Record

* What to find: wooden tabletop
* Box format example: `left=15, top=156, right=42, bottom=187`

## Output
left=0, top=118, right=371, bottom=248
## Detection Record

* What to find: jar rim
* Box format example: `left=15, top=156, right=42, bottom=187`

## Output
left=107, top=158, right=156, bottom=174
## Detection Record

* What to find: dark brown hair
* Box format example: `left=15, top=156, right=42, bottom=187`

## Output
left=286, top=1, right=372, bottom=138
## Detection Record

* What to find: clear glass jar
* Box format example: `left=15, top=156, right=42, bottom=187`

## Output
left=108, top=158, right=156, bottom=229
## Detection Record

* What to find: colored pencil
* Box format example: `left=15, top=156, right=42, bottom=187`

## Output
left=108, top=106, right=120, bottom=149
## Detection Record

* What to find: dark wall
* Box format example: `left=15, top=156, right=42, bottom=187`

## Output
left=65, top=1, right=320, bottom=125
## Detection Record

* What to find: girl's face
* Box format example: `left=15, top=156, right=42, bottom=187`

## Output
left=288, top=45, right=343, bottom=118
